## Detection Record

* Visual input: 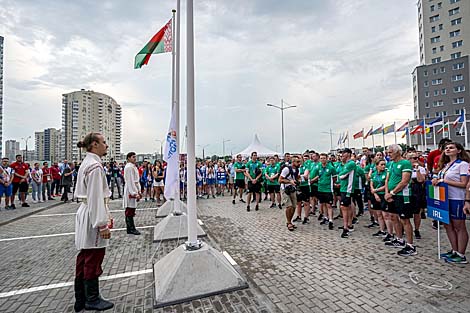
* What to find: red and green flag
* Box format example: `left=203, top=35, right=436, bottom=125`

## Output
left=134, top=19, right=173, bottom=69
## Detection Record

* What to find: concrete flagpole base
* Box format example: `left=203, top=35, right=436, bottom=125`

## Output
left=153, top=213, right=206, bottom=242
left=156, top=199, right=188, bottom=218
left=153, top=243, right=248, bottom=308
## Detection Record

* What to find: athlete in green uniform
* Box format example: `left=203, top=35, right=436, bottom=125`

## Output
left=370, top=159, right=390, bottom=238
left=232, top=154, right=247, bottom=204
left=338, top=148, right=355, bottom=238
left=264, top=157, right=281, bottom=209
left=296, top=155, right=311, bottom=224
left=245, top=152, right=263, bottom=212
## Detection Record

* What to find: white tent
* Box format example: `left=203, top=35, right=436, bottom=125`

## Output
left=233, top=134, right=280, bottom=158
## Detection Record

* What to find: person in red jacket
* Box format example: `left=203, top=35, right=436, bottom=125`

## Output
left=42, top=162, right=54, bottom=200
left=50, top=163, right=62, bottom=197
left=10, top=154, right=30, bottom=208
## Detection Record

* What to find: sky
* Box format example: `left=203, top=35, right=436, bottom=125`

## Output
left=0, top=0, right=419, bottom=157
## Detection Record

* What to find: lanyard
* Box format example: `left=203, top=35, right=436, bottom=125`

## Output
left=438, top=159, right=458, bottom=179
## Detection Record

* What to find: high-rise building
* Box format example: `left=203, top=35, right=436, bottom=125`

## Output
left=5, top=140, right=20, bottom=161
left=35, top=128, right=61, bottom=162
left=61, top=90, right=121, bottom=161
left=411, top=0, right=469, bottom=148
left=0, top=36, right=4, bottom=157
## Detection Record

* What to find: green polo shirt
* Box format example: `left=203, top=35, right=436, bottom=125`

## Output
left=387, top=159, right=412, bottom=200
left=339, top=160, right=356, bottom=195
left=371, top=170, right=387, bottom=195
left=233, top=162, right=246, bottom=180
left=311, top=163, right=337, bottom=193
left=246, top=160, right=263, bottom=179
left=265, top=164, right=280, bottom=185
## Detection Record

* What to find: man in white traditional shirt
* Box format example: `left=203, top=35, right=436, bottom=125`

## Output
left=73, top=133, right=114, bottom=312
left=123, top=152, right=141, bottom=235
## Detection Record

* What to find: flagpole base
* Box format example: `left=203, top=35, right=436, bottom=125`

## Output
left=153, top=212, right=206, bottom=242
left=153, top=243, right=248, bottom=308
left=156, top=198, right=188, bottom=218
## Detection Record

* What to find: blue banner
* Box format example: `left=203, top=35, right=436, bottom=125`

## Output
left=426, top=181, right=450, bottom=224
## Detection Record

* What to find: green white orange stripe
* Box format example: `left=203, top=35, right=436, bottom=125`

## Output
left=134, top=18, right=172, bottom=69
left=429, top=186, right=445, bottom=201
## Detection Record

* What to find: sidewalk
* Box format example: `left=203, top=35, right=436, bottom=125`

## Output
left=0, top=199, right=63, bottom=227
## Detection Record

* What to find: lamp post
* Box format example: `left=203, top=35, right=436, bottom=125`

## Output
left=197, top=144, right=209, bottom=160
left=267, top=99, right=296, bottom=155
left=222, top=139, right=231, bottom=158
left=21, top=136, right=31, bottom=161
left=155, top=139, right=164, bottom=160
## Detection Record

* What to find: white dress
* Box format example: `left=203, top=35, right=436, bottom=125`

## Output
left=74, top=153, right=112, bottom=250
left=123, top=163, right=140, bottom=209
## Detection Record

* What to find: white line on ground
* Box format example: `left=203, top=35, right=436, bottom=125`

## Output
left=222, top=251, right=237, bottom=266
left=0, top=268, right=153, bottom=298
left=0, top=226, right=155, bottom=242
left=32, top=207, right=159, bottom=218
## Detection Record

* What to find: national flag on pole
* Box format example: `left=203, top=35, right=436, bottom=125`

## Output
left=134, top=19, right=173, bottom=69
left=425, top=126, right=432, bottom=134
left=383, top=124, right=395, bottom=135
left=342, top=132, right=349, bottom=143
left=353, top=129, right=363, bottom=139
left=437, top=122, right=449, bottom=134
left=337, top=133, right=343, bottom=145
left=458, top=119, right=466, bottom=135
left=401, top=128, right=409, bottom=139
left=397, top=121, right=409, bottom=132
left=364, top=127, right=373, bottom=139
left=452, top=111, right=465, bottom=128
left=163, top=104, right=178, bottom=200
left=428, top=116, right=443, bottom=126
left=410, top=121, right=425, bottom=135
left=371, top=125, right=383, bottom=135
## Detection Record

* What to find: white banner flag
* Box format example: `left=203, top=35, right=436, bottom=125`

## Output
left=163, top=104, right=178, bottom=200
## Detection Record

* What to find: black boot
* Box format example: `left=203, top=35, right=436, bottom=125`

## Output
left=126, top=216, right=141, bottom=235
left=74, top=278, right=85, bottom=312
left=84, top=278, right=114, bottom=311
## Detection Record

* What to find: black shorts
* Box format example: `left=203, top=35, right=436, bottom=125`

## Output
left=333, top=185, right=341, bottom=197
left=310, top=184, right=319, bottom=198
left=12, top=182, right=29, bottom=194
left=235, top=179, right=245, bottom=189
left=318, top=192, right=333, bottom=204
left=370, top=194, right=387, bottom=211
left=340, top=192, right=352, bottom=206
left=247, top=181, right=261, bottom=194
left=267, top=184, right=280, bottom=193
left=297, top=186, right=310, bottom=202
left=387, top=195, right=413, bottom=219
left=363, top=185, right=371, bottom=202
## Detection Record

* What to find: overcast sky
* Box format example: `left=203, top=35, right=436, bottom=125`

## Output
left=0, top=0, right=418, bottom=157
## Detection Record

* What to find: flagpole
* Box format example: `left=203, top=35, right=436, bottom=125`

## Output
left=382, top=125, right=385, bottom=149
left=464, top=108, right=468, bottom=149
left=186, top=0, right=198, bottom=246
left=423, top=116, right=427, bottom=151
left=394, top=122, right=397, bottom=144
left=407, top=120, right=411, bottom=147
left=175, top=2, right=181, bottom=203
left=171, top=9, right=180, bottom=204
left=371, top=126, right=375, bottom=153
left=347, top=130, right=350, bottom=147
left=362, top=128, right=365, bottom=147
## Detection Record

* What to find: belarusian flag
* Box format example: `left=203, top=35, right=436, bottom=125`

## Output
left=437, top=123, right=449, bottom=134
left=134, top=19, right=172, bottom=69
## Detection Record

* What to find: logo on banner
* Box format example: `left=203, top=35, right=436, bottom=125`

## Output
left=166, top=129, right=177, bottom=159
left=426, top=181, right=450, bottom=224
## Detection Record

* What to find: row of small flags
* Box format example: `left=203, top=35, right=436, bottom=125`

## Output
left=337, top=110, right=466, bottom=144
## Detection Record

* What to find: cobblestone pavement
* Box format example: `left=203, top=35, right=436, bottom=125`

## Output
left=198, top=195, right=470, bottom=313
left=0, top=197, right=276, bottom=313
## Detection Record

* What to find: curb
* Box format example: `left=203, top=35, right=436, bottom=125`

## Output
left=0, top=202, right=65, bottom=227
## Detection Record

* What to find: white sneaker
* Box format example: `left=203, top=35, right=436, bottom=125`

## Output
left=32, top=200, right=38, bottom=204
left=39, top=200, right=44, bottom=203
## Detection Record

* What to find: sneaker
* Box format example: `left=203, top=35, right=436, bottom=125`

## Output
left=397, top=245, right=417, bottom=257
left=440, top=251, right=455, bottom=259
left=341, top=230, right=349, bottom=238
left=302, top=217, right=309, bottom=224
left=269, top=203, right=276, bottom=208
left=22, top=203, right=30, bottom=207
left=293, top=216, right=302, bottom=222
left=372, top=230, right=387, bottom=237
left=383, top=233, right=393, bottom=242
left=414, top=230, right=422, bottom=239
left=10, top=204, right=16, bottom=210
left=320, top=218, right=328, bottom=225
left=255, top=205, right=259, bottom=211
left=385, top=238, right=405, bottom=248
left=328, top=221, right=334, bottom=230
left=446, top=254, right=468, bottom=264
left=333, top=214, right=342, bottom=220
left=212, top=195, right=216, bottom=199
left=317, top=213, right=324, bottom=221
left=32, top=200, right=38, bottom=204
left=348, top=225, right=354, bottom=232
left=432, top=220, right=438, bottom=230
left=232, top=199, right=235, bottom=205
left=240, top=199, right=246, bottom=203
left=352, top=217, right=358, bottom=224
left=247, top=205, right=250, bottom=212
left=278, top=204, right=282, bottom=210
left=366, top=223, right=376, bottom=228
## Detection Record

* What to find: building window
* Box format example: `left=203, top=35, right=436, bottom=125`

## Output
left=431, top=36, right=441, bottom=43
left=450, top=52, right=461, bottom=59
left=451, top=17, right=462, bottom=26
left=431, top=78, right=442, bottom=85
left=433, top=68, right=438, bottom=74
left=438, top=2, right=442, bottom=8
left=452, top=74, right=463, bottom=81
left=433, top=100, right=444, bottom=107
left=440, top=45, right=445, bottom=51
left=439, top=24, right=444, bottom=30
left=452, top=40, right=463, bottom=48
left=440, top=66, right=445, bottom=73
left=423, top=70, right=428, bottom=76
left=424, top=81, right=429, bottom=87
left=432, top=47, right=437, bottom=54
left=425, top=91, right=430, bottom=97
left=435, top=112, right=441, bottom=117
left=442, top=111, right=447, bottom=117
left=453, top=97, right=464, bottom=104
left=441, top=88, right=446, bottom=95
left=430, top=15, right=440, bottom=22
left=434, top=90, right=439, bottom=96
left=453, top=85, right=465, bottom=93
left=425, top=102, right=430, bottom=108
left=426, top=113, right=431, bottom=118
left=450, top=0, right=460, bottom=4
left=432, top=57, right=441, bottom=64
left=453, top=62, right=464, bottom=70
left=431, top=5, right=435, bottom=11
left=432, top=26, right=436, bottom=33
left=449, top=7, right=460, bottom=16
left=450, top=30, right=460, bottom=37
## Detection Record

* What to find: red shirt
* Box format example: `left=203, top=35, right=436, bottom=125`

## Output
left=427, top=149, right=441, bottom=173
left=50, top=166, right=61, bottom=180
left=42, top=167, right=52, bottom=183
left=10, top=162, right=29, bottom=183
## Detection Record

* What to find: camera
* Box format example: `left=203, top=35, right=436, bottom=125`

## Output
left=284, top=184, right=297, bottom=195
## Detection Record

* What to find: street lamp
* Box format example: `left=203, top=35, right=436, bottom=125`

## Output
left=266, top=99, right=296, bottom=155
left=155, top=139, right=164, bottom=160
left=21, top=136, right=31, bottom=161
left=222, top=139, right=231, bottom=158
left=197, top=144, right=209, bottom=160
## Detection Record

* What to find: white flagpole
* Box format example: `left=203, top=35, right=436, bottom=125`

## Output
left=371, top=126, right=375, bottom=153
left=394, top=122, right=397, bottom=144
left=382, top=125, right=385, bottom=148
left=423, top=116, right=427, bottom=151
left=186, top=0, right=198, bottom=246
left=464, top=108, right=468, bottom=149
left=407, top=120, right=411, bottom=147
left=175, top=2, right=181, bottom=204
left=362, top=128, right=365, bottom=147
left=432, top=124, right=437, bottom=150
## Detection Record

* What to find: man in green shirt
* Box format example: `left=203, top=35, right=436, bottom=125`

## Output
left=309, top=152, right=320, bottom=217
left=264, top=156, right=281, bottom=209
left=295, top=155, right=311, bottom=224
left=338, top=148, right=356, bottom=238
left=245, top=151, right=263, bottom=212
left=385, top=144, right=415, bottom=256
left=232, top=154, right=247, bottom=205
left=310, top=153, right=337, bottom=230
